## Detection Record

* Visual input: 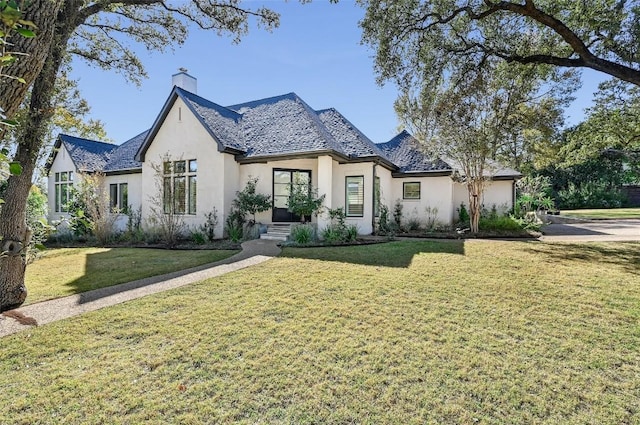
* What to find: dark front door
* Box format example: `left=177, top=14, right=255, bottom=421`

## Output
left=272, top=169, right=311, bottom=222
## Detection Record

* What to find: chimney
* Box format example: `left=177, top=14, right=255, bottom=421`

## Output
left=172, top=67, right=197, bottom=94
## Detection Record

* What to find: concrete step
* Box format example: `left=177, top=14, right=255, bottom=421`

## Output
left=259, top=223, right=291, bottom=241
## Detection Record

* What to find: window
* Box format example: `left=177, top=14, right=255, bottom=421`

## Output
left=163, top=159, right=197, bottom=214
left=109, top=183, right=128, bottom=213
left=54, top=171, right=74, bottom=212
left=346, top=176, right=364, bottom=217
left=403, top=182, right=421, bottom=200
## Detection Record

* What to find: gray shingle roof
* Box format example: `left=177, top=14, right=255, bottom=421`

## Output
left=56, top=90, right=519, bottom=180
left=377, top=131, right=451, bottom=173
left=59, top=134, right=116, bottom=172
left=103, top=130, right=148, bottom=172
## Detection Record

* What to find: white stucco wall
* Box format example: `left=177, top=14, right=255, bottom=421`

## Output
left=331, top=162, right=376, bottom=235
left=104, top=173, right=142, bottom=231
left=453, top=179, right=515, bottom=222
left=140, top=97, right=234, bottom=238
left=389, top=175, right=454, bottom=226
left=47, top=144, right=78, bottom=227
left=239, top=158, right=319, bottom=225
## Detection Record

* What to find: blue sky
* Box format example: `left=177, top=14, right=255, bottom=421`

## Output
left=69, top=1, right=606, bottom=145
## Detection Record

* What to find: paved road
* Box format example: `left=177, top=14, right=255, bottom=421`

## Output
left=540, top=218, right=640, bottom=242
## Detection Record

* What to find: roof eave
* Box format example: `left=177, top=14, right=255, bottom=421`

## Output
left=391, top=169, right=453, bottom=178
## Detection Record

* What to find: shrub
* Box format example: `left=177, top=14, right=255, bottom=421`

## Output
left=404, top=216, right=422, bottom=232
left=557, top=181, right=627, bottom=209
left=321, top=207, right=358, bottom=244
left=287, top=175, right=325, bottom=223
left=225, top=208, right=245, bottom=242
left=457, top=202, right=470, bottom=225
left=393, top=199, right=403, bottom=229
left=190, top=229, right=207, bottom=245
left=291, top=223, right=315, bottom=244
left=479, top=215, right=524, bottom=232
left=424, top=206, right=439, bottom=231
left=199, top=208, right=219, bottom=241
left=233, top=177, right=271, bottom=225
left=376, top=203, right=392, bottom=235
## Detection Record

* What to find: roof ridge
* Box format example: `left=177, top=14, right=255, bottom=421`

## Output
left=226, top=92, right=298, bottom=112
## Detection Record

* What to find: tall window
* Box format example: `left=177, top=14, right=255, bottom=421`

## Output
left=54, top=171, right=74, bottom=212
left=374, top=176, right=381, bottom=217
left=346, top=176, right=364, bottom=217
left=163, top=159, right=197, bottom=214
left=109, top=183, right=128, bottom=213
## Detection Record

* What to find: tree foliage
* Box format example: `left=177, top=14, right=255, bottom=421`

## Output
left=359, top=0, right=640, bottom=87
left=0, top=0, right=282, bottom=312
left=232, top=177, right=271, bottom=224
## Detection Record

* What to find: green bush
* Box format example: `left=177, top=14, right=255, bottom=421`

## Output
left=321, top=207, right=359, bottom=244
left=291, top=223, right=315, bottom=244
left=376, top=203, right=392, bottom=235
left=457, top=203, right=470, bottom=225
left=557, top=181, right=627, bottom=209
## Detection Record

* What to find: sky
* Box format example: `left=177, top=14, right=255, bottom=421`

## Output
left=69, top=1, right=608, bottom=146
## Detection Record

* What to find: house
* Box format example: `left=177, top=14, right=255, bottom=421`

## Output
left=46, top=71, right=520, bottom=236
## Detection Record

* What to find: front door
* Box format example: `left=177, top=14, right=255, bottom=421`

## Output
left=272, top=169, right=311, bottom=222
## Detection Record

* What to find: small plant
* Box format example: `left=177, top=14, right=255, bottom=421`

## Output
left=376, top=203, right=392, bottom=235
left=199, top=208, right=219, bottom=241
left=457, top=202, right=470, bottom=225
left=190, top=229, right=207, bottom=245
left=321, top=207, right=358, bottom=244
left=393, top=199, right=403, bottom=229
left=225, top=208, right=245, bottom=242
left=291, top=223, right=315, bottom=244
left=425, top=206, right=439, bottom=230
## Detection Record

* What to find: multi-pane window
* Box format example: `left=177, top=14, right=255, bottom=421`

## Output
left=403, top=182, right=421, bottom=199
left=346, top=176, right=364, bottom=217
left=54, top=171, right=74, bottom=212
left=163, top=159, right=197, bottom=214
left=109, top=183, right=128, bottom=213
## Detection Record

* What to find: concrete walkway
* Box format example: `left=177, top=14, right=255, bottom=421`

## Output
left=0, top=239, right=281, bottom=338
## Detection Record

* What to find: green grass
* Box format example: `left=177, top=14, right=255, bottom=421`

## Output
left=24, top=248, right=238, bottom=305
left=561, top=207, right=640, bottom=219
left=3, top=240, right=640, bottom=424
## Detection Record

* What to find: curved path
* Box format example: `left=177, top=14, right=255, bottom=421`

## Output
left=0, top=239, right=281, bottom=338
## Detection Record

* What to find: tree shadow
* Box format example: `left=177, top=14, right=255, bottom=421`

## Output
left=65, top=249, right=242, bottom=305
left=526, top=241, right=640, bottom=276
left=280, top=239, right=465, bottom=268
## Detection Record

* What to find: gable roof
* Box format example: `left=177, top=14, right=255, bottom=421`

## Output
left=55, top=89, right=519, bottom=180
left=104, top=130, right=148, bottom=172
left=47, top=134, right=116, bottom=174
left=378, top=131, right=451, bottom=174
left=379, top=130, right=521, bottom=178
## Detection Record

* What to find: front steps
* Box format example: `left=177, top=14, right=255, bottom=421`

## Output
left=260, top=223, right=291, bottom=241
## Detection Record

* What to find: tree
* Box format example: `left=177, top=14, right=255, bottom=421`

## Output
left=232, top=177, right=271, bottom=225
left=359, top=0, right=640, bottom=88
left=287, top=175, right=325, bottom=223
left=398, top=63, right=561, bottom=232
left=0, top=0, right=281, bottom=312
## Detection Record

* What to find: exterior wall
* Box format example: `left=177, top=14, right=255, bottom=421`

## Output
left=47, top=144, right=78, bottom=226
left=453, top=179, right=515, bottom=221
left=390, top=175, right=454, bottom=226
left=239, top=158, right=319, bottom=225
left=332, top=161, right=376, bottom=235
left=140, top=97, right=231, bottom=238
left=104, top=173, right=142, bottom=231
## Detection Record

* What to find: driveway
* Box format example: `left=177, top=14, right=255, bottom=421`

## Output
left=540, top=218, right=640, bottom=242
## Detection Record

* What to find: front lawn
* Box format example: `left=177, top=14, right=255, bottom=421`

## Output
left=24, top=248, right=239, bottom=305
left=2, top=240, right=639, bottom=424
left=561, top=207, right=640, bottom=219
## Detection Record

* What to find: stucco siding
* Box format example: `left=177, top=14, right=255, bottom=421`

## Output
left=47, top=145, right=78, bottom=226
left=332, top=162, right=375, bottom=235
left=104, top=173, right=142, bottom=231
left=453, top=179, right=516, bottom=221
left=391, top=175, right=454, bottom=226
left=140, top=97, right=227, bottom=237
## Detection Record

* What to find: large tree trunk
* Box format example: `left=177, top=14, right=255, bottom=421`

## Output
left=0, top=3, right=76, bottom=312
left=0, top=0, right=63, bottom=121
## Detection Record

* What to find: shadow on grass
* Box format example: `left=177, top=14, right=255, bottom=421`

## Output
left=527, top=242, right=640, bottom=276
left=66, top=249, right=241, bottom=304
left=280, top=240, right=465, bottom=268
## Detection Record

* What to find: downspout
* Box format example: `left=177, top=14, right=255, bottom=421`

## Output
left=372, top=161, right=377, bottom=234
